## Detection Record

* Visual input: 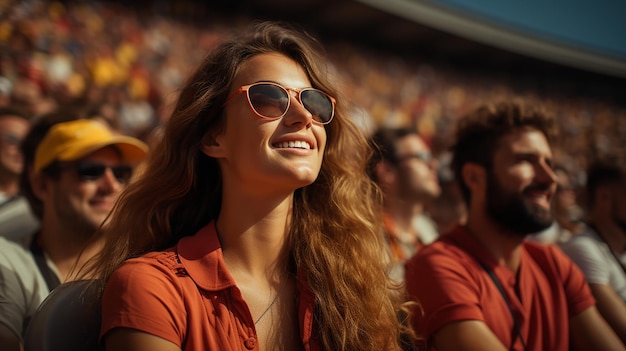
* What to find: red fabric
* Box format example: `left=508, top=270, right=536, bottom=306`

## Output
left=100, top=222, right=319, bottom=351
left=382, top=212, right=422, bottom=262
left=405, top=225, right=595, bottom=351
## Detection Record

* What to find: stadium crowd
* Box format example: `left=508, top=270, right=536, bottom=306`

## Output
left=1, top=0, right=624, bottom=181
left=2, top=1, right=626, bottom=350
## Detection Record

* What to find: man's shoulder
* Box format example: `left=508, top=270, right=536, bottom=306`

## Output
left=564, top=230, right=601, bottom=245
left=523, top=240, right=588, bottom=280
left=0, top=195, right=39, bottom=247
left=0, top=236, right=49, bottom=319
left=559, top=231, right=604, bottom=255
left=0, top=235, right=33, bottom=263
left=409, top=231, right=474, bottom=268
left=0, top=236, right=42, bottom=285
left=523, top=239, right=569, bottom=260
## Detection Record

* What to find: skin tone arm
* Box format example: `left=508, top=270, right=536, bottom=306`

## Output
left=585, top=285, right=626, bottom=344
left=432, top=308, right=626, bottom=351
left=432, top=320, right=508, bottom=351
left=0, top=324, right=22, bottom=351
left=105, top=328, right=182, bottom=351
left=570, top=306, right=626, bottom=351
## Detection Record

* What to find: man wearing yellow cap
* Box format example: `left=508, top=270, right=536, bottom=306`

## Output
left=0, top=115, right=148, bottom=351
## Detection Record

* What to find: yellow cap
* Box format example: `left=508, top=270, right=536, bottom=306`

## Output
left=34, top=119, right=149, bottom=173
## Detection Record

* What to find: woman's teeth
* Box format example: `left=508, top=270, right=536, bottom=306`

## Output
left=275, top=141, right=311, bottom=149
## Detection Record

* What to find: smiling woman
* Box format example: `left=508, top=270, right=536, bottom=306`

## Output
left=81, top=21, right=414, bottom=351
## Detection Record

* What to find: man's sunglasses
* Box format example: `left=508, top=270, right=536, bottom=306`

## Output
left=61, top=162, right=133, bottom=184
left=223, top=82, right=336, bottom=125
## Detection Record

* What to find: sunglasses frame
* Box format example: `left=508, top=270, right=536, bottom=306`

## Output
left=223, top=81, right=336, bottom=125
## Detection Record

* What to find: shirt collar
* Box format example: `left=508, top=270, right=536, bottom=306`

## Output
left=446, top=225, right=528, bottom=279
left=176, top=221, right=237, bottom=291
left=446, top=225, right=510, bottom=270
left=176, top=221, right=319, bottom=348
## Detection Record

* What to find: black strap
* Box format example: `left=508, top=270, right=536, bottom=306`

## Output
left=448, top=235, right=528, bottom=350
left=29, top=233, right=61, bottom=292
left=477, top=260, right=528, bottom=351
left=587, top=223, right=626, bottom=276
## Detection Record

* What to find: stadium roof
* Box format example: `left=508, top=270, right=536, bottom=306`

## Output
left=218, top=0, right=626, bottom=80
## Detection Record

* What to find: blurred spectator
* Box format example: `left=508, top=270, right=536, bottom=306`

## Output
left=427, top=150, right=467, bottom=235
left=367, top=126, right=441, bottom=282
left=0, top=77, right=13, bottom=107
left=0, top=116, right=148, bottom=351
left=560, top=155, right=626, bottom=344
left=0, top=107, right=30, bottom=205
left=0, top=0, right=622, bottom=192
left=0, top=107, right=34, bottom=245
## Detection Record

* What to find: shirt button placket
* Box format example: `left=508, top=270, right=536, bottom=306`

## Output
left=244, top=336, right=257, bottom=349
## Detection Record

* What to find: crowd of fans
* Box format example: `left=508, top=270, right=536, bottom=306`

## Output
left=1, top=0, right=624, bottom=196
left=2, top=2, right=626, bottom=350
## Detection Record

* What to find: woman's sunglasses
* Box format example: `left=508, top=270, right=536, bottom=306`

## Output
left=223, top=82, right=336, bottom=125
left=61, top=162, right=133, bottom=184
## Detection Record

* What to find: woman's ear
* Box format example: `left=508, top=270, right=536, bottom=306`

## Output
left=200, top=131, right=225, bottom=158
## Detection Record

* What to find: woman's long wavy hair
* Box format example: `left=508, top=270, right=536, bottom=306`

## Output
left=85, top=21, right=413, bottom=351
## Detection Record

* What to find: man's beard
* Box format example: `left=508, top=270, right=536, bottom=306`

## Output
left=486, top=171, right=554, bottom=237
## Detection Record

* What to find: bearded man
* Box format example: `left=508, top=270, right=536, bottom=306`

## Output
left=405, top=102, right=625, bottom=351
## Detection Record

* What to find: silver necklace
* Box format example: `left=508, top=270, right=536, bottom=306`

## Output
left=255, top=290, right=281, bottom=325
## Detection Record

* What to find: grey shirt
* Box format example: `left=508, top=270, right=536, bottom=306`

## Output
left=559, top=225, right=626, bottom=302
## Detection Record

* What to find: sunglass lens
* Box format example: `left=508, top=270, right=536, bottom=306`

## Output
left=76, top=164, right=106, bottom=180
left=75, top=163, right=132, bottom=183
left=301, top=90, right=333, bottom=123
left=112, top=166, right=133, bottom=183
left=248, top=84, right=289, bottom=118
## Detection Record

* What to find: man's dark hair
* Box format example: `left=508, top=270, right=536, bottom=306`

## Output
left=451, top=101, right=557, bottom=205
left=586, top=155, right=626, bottom=209
left=0, top=106, right=30, bottom=120
left=366, top=126, right=419, bottom=183
left=20, top=109, right=80, bottom=219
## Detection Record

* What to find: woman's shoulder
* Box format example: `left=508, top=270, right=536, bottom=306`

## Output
left=113, top=248, right=186, bottom=281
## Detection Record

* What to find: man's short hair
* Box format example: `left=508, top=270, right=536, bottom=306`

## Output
left=586, top=155, right=626, bottom=209
left=0, top=106, right=29, bottom=121
left=451, top=101, right=557, bottom=204
left=367, top=126, right=419, bottom=182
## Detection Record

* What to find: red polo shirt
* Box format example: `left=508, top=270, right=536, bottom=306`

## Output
left=405, top=225, right=595, bottom=351
left=100, top=222, right=319, bottom=350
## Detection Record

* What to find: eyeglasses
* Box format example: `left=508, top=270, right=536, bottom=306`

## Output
left=61, top=162, right=133, bottom=184
left=1, top=133, right=23, bottom=146
left=223, top=82, right=336, bottom=125
left=397, top=151, right=433, bottom=163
